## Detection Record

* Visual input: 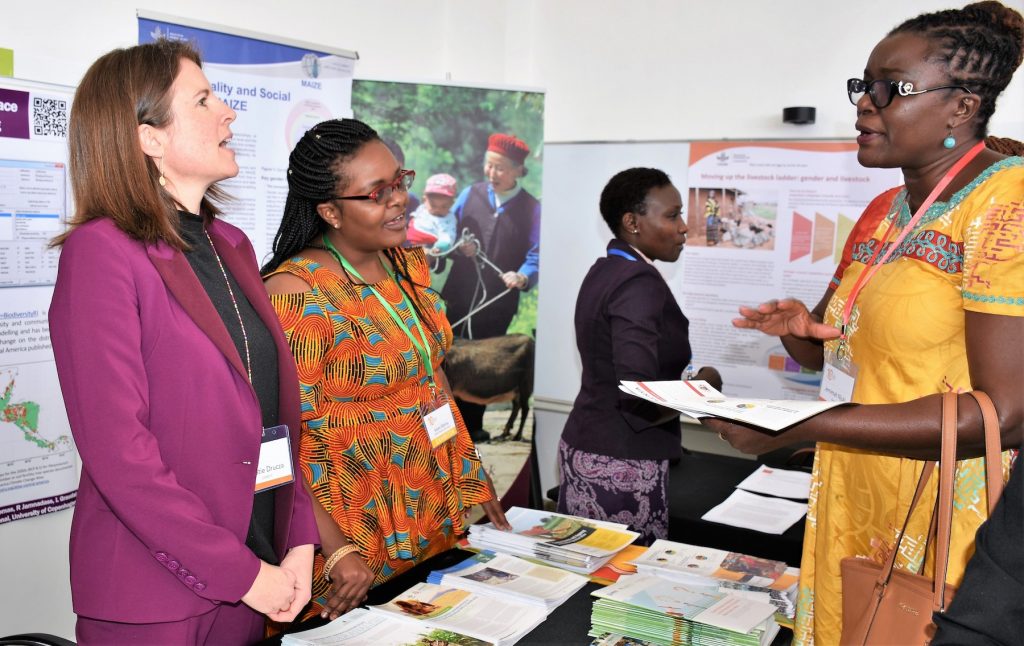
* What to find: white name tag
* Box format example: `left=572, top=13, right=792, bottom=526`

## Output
left=819, top=357, right=857, bottom=403
left=423, top=402, right=458, bottom=448
left=255, top=424, right=295, bottom=493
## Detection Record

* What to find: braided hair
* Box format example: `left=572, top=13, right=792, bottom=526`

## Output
left=890, top=1, right=1024, bottom=137
left=262, top=118, right=379, bottom=274
left=985, top=134, right=1024, bottom=156
left=263, top=119, right=440, bottom=342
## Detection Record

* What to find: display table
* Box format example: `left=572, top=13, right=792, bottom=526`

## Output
left=264, top=547, right=794, bottom=645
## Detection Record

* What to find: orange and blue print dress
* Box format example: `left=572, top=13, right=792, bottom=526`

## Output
left=267, top=246, right=490, bottom=618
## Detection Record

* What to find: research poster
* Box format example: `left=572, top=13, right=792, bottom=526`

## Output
left=0, top=78, right=76, bottom=525
left=677, top=141, right=902, bottom=398
left=139, top=15, right=356, bottom=265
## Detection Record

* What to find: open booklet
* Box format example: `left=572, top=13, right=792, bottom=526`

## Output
left=426, top=550, right=589, bottom=611
left=591, top=573, right=779, bottom=646
left=281, top=607, right=493, bottom=646
left=467, top=507, right=640, bottom=574
left=619, top=379, right=846, bottom=432
left=284, top=582, right=548, bottom=646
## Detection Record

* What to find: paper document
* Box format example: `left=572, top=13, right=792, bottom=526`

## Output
left=701, top=490, right=808, bottom=535
left=736, top=464, right=812, bottom=499
left=619, top=380, right=846, bottom=431
left=281, top=607, right=494, bottom=646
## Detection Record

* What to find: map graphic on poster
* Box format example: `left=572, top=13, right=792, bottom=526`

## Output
left=678, top=141, right=902, bottom=399
left=0, top=362, right=77, bottom=525
left=139, top=16, right=356, bottom=266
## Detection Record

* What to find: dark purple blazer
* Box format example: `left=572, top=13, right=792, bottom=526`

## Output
left=49, top=217, right=318, bottom=623
left=560, top=238, right=692, bottom=461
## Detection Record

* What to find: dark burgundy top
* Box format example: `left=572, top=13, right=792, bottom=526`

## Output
left=560, top=238, right=691, bottom=460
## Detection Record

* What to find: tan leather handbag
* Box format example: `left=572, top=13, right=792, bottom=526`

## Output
left=839, top=391, right=1004, bottom=646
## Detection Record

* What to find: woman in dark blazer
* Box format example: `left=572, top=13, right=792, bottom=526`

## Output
left=557, top=168, right=720, bottom=545
left=48, top=41, right=317, bottom=644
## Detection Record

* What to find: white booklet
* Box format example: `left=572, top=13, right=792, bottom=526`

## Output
left=631, top=539, right=797, bottom=592
left=281, top=607, right=494, bottom=646
left=426, top=550, right=588, bottom=611
left=736, top=464, right=812, bottom=499
left=468, top=507, right=640, bottom=573
left=701, top=489, right=808, bottom=535
left=619, top=379, right=847, bottom=431
left=368, top=582, right=547, bottom=646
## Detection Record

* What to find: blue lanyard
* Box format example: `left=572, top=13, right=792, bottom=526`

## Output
left=486, top=185, right=505, bottom=217
left=608, top=248, right=637, bottom=261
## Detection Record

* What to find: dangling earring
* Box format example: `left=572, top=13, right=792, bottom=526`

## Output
left=157, top=158, right=167, bottom=187
left=943, top=127, right=956, bottom=149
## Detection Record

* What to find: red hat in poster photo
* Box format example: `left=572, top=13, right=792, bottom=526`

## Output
left=487, top=133, right=530, bottom=166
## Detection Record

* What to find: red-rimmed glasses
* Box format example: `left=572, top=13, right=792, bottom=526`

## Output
left=331, top=169, right=416, bottom=205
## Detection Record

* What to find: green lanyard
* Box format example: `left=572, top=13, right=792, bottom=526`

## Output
left=322, top=235, right=435, bottom=384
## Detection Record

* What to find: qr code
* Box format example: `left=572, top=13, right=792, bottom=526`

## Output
left=33, top=96, right=68, bottom=138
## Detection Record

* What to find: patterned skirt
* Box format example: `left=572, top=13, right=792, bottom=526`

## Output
left=556, top=438, right=669, bottom=545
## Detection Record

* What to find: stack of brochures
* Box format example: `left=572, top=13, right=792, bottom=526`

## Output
left=619, top=379, right=845, bottom=432
left=282, top=581, right=547, bottom=646
left=630, top=540, right=798, bottom=620
left=589, top=574, right=780, bottom=646
left=467, top=507, right=641, bottom=574
left=426, top=550, right=588, bottom=612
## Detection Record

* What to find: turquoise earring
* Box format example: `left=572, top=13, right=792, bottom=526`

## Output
left=943, top=128, right=956, bottom=149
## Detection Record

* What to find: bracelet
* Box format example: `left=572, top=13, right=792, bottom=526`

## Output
left=323, top=544, right=360, bottom=583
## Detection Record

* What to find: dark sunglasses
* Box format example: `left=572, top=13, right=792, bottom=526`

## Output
left=331, top=169, right=416, bottom=205
left=847, top=78, right=972, bottom=109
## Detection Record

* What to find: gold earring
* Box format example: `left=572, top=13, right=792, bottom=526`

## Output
left=157, top=158, right=166, bottom=187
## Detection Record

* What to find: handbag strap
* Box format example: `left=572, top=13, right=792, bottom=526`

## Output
left=873, top=460, right=936, bottom=590
left=966, top=390, right=1004, bottom=512
left=869, top=391, right=1005, bottom=614
left=932, top=392, right=958, bottom=613
left=931, top=390, right=1004, bottom=612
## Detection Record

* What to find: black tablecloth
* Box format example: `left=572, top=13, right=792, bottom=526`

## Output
left=666, top=449, right=808, bottom=567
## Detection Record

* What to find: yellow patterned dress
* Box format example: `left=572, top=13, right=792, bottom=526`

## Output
left=267, top=246, right=491, bottom=617
left=794, top=157, right=1023, bottom=645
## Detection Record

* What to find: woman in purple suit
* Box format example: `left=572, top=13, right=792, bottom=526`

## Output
left=557, top=168, right=720, bottom=545
left=48, top=41, right=317, bottom=644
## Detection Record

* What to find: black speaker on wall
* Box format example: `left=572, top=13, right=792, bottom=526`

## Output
left=783, top=106, right=816, bottom=125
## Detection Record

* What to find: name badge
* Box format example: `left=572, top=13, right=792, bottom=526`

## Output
left=422, top=390, right=458, bottom=448
left=255, top=424, right=295, bottom=493
left=819, top=352, right=857, bottom=403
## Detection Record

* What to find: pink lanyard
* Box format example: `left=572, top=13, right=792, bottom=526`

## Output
left=840, top=141, right=986, bottom=339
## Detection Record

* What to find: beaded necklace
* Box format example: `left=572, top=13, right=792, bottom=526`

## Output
left=204, top=229, right=252, bottom=384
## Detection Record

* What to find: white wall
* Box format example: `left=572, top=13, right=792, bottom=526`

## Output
left=1, top=0, right=1022, bottom=638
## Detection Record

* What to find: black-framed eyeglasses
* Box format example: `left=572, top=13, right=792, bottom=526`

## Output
left=847, top=78, right=972, bottom=109
left=331, top=169, right=416, bottom=205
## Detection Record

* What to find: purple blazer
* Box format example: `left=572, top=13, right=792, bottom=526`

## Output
left=49, top=217, right=318, bottom=623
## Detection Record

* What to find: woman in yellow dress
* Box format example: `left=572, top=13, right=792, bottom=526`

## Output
left=262, top=119, right=509, bottom=622
left=706, top=3, right=1024, bottom=644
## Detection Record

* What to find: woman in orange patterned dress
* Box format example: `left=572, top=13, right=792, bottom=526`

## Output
left=262, top=119, right=509, bottom=623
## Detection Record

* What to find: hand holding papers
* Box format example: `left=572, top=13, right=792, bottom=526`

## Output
left=619, top=380, right=846, bottom=432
